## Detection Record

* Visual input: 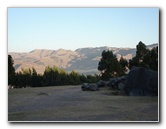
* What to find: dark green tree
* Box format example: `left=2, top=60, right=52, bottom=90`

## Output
left=8, top=55, right=15, bottom=85
left=31, top=67, right=38, bottom=87
left=8, top=55, right=15, bottom=76
left=80, top=74, right=88, bottom=83
left=136, top=41, right=148, bottom=60
left=119, top=55, right=128, bottom=72
left=43, top=66, right=58, bottom=86
left=98, top=50, right=124, bottom=80
left=129, top=56, right=139, bottom=69
left=143, top=46, right=158, bottom=71
left=129, top=41, right=158, bottom=71
left=129, top=41, right=149, bottom=69
left=69, top=70, right=81, bottom=85
left=86, top=74, right=99, bottom=83
left=19, top=68, right=32, bottom=87
left=32, top=67, right=37, bottom=76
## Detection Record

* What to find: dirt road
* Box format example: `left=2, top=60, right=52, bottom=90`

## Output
left=8, top=85, right=158, bottom=122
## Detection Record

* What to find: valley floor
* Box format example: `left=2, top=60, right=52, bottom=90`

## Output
left=8, top=85, right=158, bottom=122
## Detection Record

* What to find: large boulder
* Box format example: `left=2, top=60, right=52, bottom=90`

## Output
left=124, top=66, right=158, bottom=96
left=118, top=82, right=125, bottom=91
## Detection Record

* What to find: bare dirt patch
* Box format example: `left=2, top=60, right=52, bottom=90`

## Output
left=8, top=85, right=158, bottom=122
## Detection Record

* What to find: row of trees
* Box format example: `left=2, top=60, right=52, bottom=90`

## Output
left=129, top=41, right=158, bottom=71
left=8, top=56, right=99, bottom=88
left=98, top=41, right=158, bottom=80
left=8, top=41, right=158, bottom=87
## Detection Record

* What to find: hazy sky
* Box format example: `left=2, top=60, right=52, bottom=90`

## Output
left=8, top=8, right=159, bottom=52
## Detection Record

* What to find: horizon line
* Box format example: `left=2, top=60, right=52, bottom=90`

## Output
left=8, top=43, right=158, bottom=53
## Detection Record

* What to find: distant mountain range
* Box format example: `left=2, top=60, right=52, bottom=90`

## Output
left=9, top=43, right=158, bottom=75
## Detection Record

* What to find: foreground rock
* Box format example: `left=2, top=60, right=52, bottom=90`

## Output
left=81, top=83, right=99, bottom=91
left=124, top=66, right=158, bottom=96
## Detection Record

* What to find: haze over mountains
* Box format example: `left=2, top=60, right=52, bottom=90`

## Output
left=9, top=44, right=158, bottom=75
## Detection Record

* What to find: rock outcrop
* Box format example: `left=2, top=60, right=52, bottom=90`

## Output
left=124, top=66, right=158, bottom=96
left=106, top=76, right=127, bottom=90
left=96, top=80, right=107, bottom=87
left=81, top=66, right=158, bottom=96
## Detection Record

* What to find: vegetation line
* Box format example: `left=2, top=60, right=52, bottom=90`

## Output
left=8, top=41, right=158, bottom=88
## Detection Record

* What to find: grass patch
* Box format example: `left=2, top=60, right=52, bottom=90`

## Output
left=8, top=85, right=158, bottom=121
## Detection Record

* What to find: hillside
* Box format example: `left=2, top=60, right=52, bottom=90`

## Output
left=8, top=44, right=158, bottom=75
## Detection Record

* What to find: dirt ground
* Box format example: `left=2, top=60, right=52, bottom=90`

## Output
left=8, top=85, right=159, bottom=122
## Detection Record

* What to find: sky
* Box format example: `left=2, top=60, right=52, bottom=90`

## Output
left=8, top=8, right=159, bottom=52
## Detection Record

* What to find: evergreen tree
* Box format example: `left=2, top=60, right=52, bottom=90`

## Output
left=98, top=50, right=124, bottom=80
left=31, top=67, right=38, bottom=87
left=8, top=55, right=15, bottom=85
left=32, top=67, right=37, bottom=76
left=119, top=55, right=128, bottom=72
left=8, top=55, right=15, bottom=76
left=129, top=56, right=139, bottom=69
left=129, top=41, right=149, bottom=69
left=43, top=66, right=58, bottom=86
left=69, top=70, right=81, bottom=85
left=143, top=46, right=158, bottom=71
left=129, top=41, right=158, bottom=71
left=136, top=41, right=148, bottom=61
left=80, top=74, right=88, bottom=83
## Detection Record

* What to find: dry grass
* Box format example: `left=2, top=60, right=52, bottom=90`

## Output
left=8, top=85, right=158, bottom=122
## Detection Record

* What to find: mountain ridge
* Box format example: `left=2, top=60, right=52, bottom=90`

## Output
left=9, top=44, right=158, bottom=75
